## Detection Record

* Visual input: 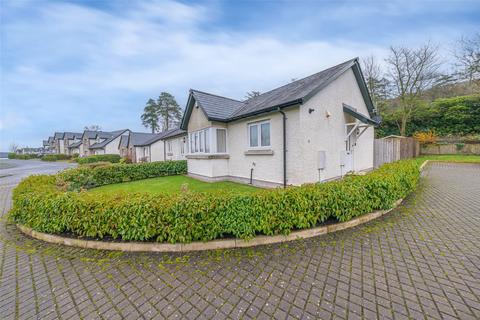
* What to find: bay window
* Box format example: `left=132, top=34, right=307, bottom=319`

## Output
left=248, top=121, right=270, bottom=148
left=188, top=127, right=227, bottom=154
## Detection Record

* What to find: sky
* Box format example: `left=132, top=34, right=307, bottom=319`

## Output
left=0, top=0, right=479, bottom=151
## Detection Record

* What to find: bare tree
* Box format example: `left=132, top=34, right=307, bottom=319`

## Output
left=245, top=91, right=261, bottom=100
left=361, top=56, right=390, bottom=112
left=453, top=33, right=480, bottom=87
left=9, top=143, right=19, bottom=153
left=386, top=43, right=441, bottom=136
left=84, top=125, right=102, bottom=131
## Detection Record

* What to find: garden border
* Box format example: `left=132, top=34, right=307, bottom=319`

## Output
left=17, top=199, right=403, bottom=252
left=16, top=161, right=430, bottom=253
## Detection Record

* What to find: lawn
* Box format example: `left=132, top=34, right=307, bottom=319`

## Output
left=89, top=175, right=260, bottom=194
left=417, top=154, right=480, bottom=164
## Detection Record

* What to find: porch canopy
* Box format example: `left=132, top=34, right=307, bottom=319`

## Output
left=342, top=103, right=379, bottom=126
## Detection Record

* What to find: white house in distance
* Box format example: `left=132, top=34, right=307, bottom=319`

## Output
left=78, top=130, right=127, bottom=156
left=180, top=58, right=379, bottom=187
left=89, top=130, right=130, bottom=155
left=63, top=132, right=83, bottom=155
left=135, top=128, right=187, bottom=162
left=127, top=129, right=187, bottom=163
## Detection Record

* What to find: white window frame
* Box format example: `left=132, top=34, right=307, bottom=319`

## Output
left=180, top=137, right=185, bottom=155
left=248, top=120, right=271, bottom=149
left=188, top=127, right=227, bottom=155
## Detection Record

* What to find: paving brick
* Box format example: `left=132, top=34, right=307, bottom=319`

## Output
left=0, top=161, right=479, bottom=319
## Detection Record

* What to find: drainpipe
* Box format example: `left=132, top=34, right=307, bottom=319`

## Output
left=278, top=108, right=287, bottom=188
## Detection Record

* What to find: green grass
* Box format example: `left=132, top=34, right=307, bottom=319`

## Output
left=89, top=175, right=260, bottom=194
left=416, top=154, right=480, bottom=164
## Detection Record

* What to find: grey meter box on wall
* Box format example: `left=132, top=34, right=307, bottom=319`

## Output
left=317, top=151, right=326, bottom=170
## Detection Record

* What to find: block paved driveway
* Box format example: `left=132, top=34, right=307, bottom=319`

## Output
left=0, top=159, right=479, bottom=319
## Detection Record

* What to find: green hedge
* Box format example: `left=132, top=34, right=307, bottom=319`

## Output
left=76, top=154, right=121, bottom=165
left=8, top=153, right=39, bottom=160
left=9, top=160, right=420, bottom=243
left=58, top=160, right=187, bottom=191
left=41, top=154, right=72, bottom=162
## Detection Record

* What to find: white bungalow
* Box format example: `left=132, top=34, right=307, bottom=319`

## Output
left=128, top=129, right=187, bottom=163
left=180, top=58, right=379, bottom=187
left=88, top=130, right=130, bottom=155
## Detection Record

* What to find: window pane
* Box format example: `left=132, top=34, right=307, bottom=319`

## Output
left=261, top=122, right=270, bottom=146
left=216, top=129, right=226, bottom=153
left=205, top=129, right=210, bottom=153
left=194, top=133, right=198, bottom=152
left=199, top=131, right=204, bottom=152
left=190, top=134, right=194, bottom=153
left=249, top=125, right=258, bottom=147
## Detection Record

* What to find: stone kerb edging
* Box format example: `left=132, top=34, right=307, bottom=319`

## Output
left=17, top=199, right=403, bottom=252
left=17, top=161, right=429, bottom=252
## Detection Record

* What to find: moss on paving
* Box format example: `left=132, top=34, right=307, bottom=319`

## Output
left=88, top=174, right=259, bottom=194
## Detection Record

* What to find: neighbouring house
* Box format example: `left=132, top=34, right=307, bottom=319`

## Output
left=135, top=128, right=187, bottom=162
left=80, top=130, right=125, bottom=156
left=63, top=132, right=83, bottom=155
left=16, top=147, right=45, bottom=155
left=67, top=141, right=82, bottom=155
left=126, top=132, right=159, bottom=163
left=180, top=58, right=379, bottom=187
left=53, top=132, right=65, bottom=154
left=119, top=135, right=129, bottom=158
left=89, top=129, right=130, bottom=155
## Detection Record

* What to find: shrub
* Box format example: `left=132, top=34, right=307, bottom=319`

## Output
left=41, top=154, right=72, bottom=162
left=414, top=130, right=438, bottom=144
left=8, top=153, right=39, bottom=160
left=58, top=160, right=187, bottom=191
left=9, top=160, right=420, bottom=243
left=76, top=154, right=121, bottom=165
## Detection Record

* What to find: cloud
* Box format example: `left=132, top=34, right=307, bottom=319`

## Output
left=0, top=112, right=29, bottom=131
left=0, top=0, right=477, bottom=149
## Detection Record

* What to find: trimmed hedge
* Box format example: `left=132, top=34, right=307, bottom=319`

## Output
left=8, top=153, right=39, bottom=160
left=58, top=160, right=187, bottom=191
left=9, top=160, right=420, bottom=243
left=76, top=154, right=121, bottom=165
left=41, top=154, right=72, bottom=162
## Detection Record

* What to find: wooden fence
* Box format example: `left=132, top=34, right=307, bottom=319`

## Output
left=374, top=136, right=419, bottom=168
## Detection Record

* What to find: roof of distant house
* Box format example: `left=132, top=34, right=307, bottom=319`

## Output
left=136, top=128, right=187, bottom=147
left=54, top=132, right=64, bottom=139
left=68, top=141, right=82, bottom=148
left=129, top=132, right=160, bottom=147
left=89, top=129, right=128, bottom=149
left=64, top=132, right=83, bottom=140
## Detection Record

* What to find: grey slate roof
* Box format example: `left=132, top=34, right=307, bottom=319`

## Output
left=137, top=128, right=187, bottom=146
left=68, top=141, right=82, bottom=148
left=119, top=135, right=129, bottom=148
left=231, top=59, right=357, bottom=119
left=89, top=130, right=128, bottom=149
left=162, top=128, right=186, bottom=140
left=129, top=132, right=160, bottom=147
left=54, top=132, right=64, bottom=139
left=43, top=140, right=49, bottom=147
left=48, top=137, right=54, bottom=143
left=64, top=132, right=83, bottom=140
left=190, top=90, right=244, bottom=120
left=181, top=58, right=376, bottom=128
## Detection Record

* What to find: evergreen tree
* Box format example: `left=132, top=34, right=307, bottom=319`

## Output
left=141, top=98, right=160, bottom=133
left=157, top=92, right=182, bottom=130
